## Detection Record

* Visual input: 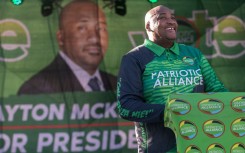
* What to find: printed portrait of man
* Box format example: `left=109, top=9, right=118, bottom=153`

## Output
left=18, top=0, right=117, bottom=95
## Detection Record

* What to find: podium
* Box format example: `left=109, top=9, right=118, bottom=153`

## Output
left=164, top=92, right=245, bottom=153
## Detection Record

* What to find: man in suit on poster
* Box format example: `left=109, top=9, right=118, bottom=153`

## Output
left=18, top=0, right=117, bottom=95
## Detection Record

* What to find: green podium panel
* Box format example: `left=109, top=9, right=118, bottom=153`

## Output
left=164, top=92, right=245, bottom=153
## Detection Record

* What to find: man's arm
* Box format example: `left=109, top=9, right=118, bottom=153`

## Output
left=117, top=54, right=165, bottom=123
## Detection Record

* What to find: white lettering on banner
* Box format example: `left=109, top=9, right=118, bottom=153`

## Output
left=0, top=106, right=4, bottom=121
left=0, top=102, right=118, bottom=122
left=5, top=105, right=19, bottom=121
left=37, top=133, right=53, bottom=152
left=0, top=133, right=27, bottom=153
left=110, top=130, right=127, bottom=149
left=128, top=130, right=137, bottom=149
left=20, top=104, right=32, bottom=121
left=102, top=131, right=108, bottom=150
left=71, top=132, right=84, bottom=151
left=86, top=131, right=100, bottom=151
left=55, top=133, right=69, bottom=152
left=0, top=130, right=136, bottom=153
left=0, top=19, right=30, bottom=62
left=0, top=104, right=65, bottom=122
left=37, top=130, right=137, bottom=152
left=70, top=102, right=118, bottom=120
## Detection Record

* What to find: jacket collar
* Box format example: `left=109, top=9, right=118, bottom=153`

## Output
left=144, top=39, right=180, bottom=56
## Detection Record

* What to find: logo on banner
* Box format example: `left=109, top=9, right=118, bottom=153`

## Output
left=231, top=117, right=245, bottom=137
left=231, top=96, right=245, bottom=113
left=179, top=120, right=198, bottom=140
left=169, top=99, right=191, bottom=115
left=230, top=143, right=245, bottom=153
left=207, top=143, right=225, bottom=153
left=203, top=119, right=225, bottom=138
left=185, top=145, right=201, bottom=153
left=0, top=19, right=30, bottom=62
left=198, top=98, right=224, bottom=114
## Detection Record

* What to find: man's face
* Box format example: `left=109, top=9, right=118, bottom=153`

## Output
left=150, top=7, right=178, bottom=41
left=57, top=2, right=108, bottom=71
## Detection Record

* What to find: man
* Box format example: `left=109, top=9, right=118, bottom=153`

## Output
left=18, top=0, right=117, bottom=95
left=117, top=5, right=228, bottom=153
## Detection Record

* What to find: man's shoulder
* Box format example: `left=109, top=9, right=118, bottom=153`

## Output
left=124, top=45, right=154, bottom=61
left=17, top=65, right=59, bottom=95
left=17, top=55, right=74, bottom=95
left=22, top=55, right=66, bottom=83
left=128, top=44, right=149, bottom=54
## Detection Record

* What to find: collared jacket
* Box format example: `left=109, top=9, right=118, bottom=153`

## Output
left=117, top=39, right=228, bottom=153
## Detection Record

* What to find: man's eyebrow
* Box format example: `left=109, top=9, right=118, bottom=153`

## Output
left=158, top=13, right=175, bottom=16
left=150, top=12, right=175, bottom=18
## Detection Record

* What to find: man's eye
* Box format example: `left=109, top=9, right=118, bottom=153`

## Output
left=78, top=25, right=86, bottom=31
left=159, top=16, right=166, bottom=20
left=99, top=27, right=107, bottom=32
left=97, top=24, right=107, bottom=32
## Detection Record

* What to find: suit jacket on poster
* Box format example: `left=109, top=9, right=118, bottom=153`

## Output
left=18, top=55, right=117, bottom=95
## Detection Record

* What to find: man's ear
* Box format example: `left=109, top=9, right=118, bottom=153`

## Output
left=56, top=30, right=64, bottom=47
left=146, top=22, right=153, bottom=32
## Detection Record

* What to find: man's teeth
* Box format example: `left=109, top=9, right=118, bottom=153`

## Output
left=166, top=27, right=174, bottom=30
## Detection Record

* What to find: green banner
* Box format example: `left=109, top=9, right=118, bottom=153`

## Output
left=165, top=92, right=245, bottom=153
left=0, top=0, right=244, bottom=97
left=0, top=0, right=245, bottom=152
left=1, top=92, right=137, bottom=153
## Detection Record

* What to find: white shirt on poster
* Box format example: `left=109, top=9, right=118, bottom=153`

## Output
left=59, top=51, right=105, bottom=92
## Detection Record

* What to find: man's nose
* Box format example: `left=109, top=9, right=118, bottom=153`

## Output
left=87, top=27, right=100, bottom=43
left=166, top=18, right=176, bottom=24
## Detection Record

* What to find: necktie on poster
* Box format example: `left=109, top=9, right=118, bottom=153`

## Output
left=88, top=77, right=101, bottom=91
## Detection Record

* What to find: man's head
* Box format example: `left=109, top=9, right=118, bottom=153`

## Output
left=57, top=0, right=108, bottom=75
left=145, top=5, right=178, bottom=47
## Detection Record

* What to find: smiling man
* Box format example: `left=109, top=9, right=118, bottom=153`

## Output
left=117, top=5, right=228, bottom=153
left=18, top=0, right=117, bottom=95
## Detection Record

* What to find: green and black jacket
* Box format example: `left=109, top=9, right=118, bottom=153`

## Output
left=117, top=39, right=228, bottom=153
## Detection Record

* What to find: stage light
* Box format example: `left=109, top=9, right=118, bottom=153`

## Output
left=148, top=0, right=158, bottom=3
left=11, top=0, right=24, bottom=5
left=41, top=0, right=54, bottom=17
left=115, top=0, right=126, bottom=16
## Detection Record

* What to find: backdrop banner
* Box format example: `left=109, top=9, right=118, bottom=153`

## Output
left=0, top=0, right=244, bottom=97
left=0, top=92, right=137, bottom=153
left=165, top=92, right=245, bottom=153
left=0, top=0, right=245, bottom=153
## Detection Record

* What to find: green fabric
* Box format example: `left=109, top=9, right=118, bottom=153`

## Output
left=142, top=40, right=227, bottom=105
left=144, top=39, right=180, bottom=56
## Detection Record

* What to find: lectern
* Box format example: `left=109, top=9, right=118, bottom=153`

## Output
left=165, top=92, right=245, bottom=153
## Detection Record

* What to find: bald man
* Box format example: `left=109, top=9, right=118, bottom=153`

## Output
left=117, top=5, right=228, bottom=153
left=18, top=0, right=117, bottom=95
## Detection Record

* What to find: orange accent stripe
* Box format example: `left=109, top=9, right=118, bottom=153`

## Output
left=1, top=122, right=134, bottom=130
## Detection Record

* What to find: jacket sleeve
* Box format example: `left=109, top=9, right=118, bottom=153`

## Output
left=117, top=54, right=165, bottom=123
left=199, top=54, right=229, bottom=92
